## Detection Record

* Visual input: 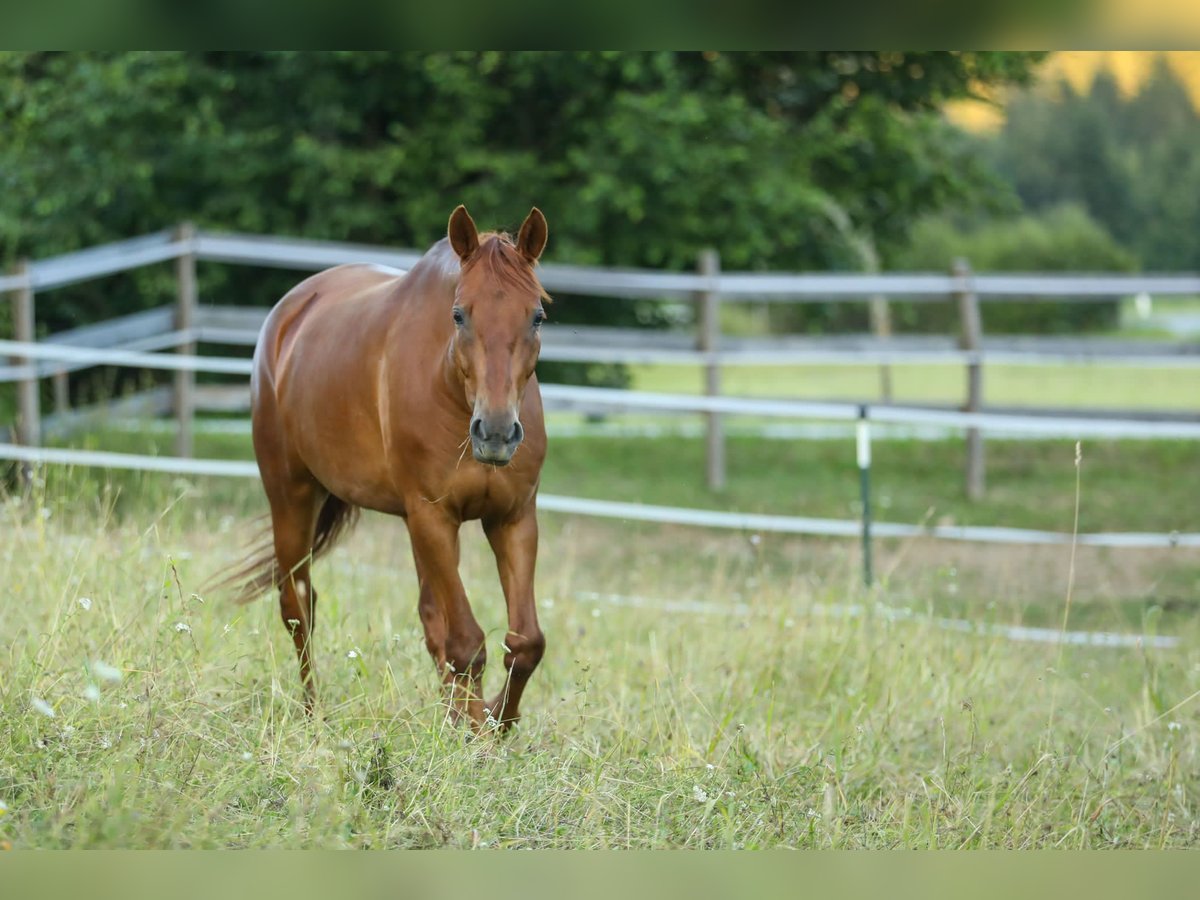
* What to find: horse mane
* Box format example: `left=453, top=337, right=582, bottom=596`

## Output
left=461, top=232, right=552, bottom=304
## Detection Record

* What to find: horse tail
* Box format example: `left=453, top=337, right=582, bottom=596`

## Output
left=310, top=494, right=361, bottom=566
left=212, top=495, right=361, bottom=605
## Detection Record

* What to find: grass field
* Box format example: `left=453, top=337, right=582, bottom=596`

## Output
left=47, top=424, right=1200, bottom=534
left=4, top=355, right=1199, bottom=848
left=1, top=436, right=1199, bottom=848
left=6, top=270, right=1198, bottom=846
left=627, top=361, right=1200, bottom=411
left=29, top=425, right=1200, bottom=632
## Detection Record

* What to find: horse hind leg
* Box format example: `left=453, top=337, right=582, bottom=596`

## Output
left=267, top=480, right=324, bottom=712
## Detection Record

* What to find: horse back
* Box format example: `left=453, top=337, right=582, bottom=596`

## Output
left=255, top=264, right=406, bottom=378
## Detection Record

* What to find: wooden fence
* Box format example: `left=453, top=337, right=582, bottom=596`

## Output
left=5, top=228, right=1200, bottom=499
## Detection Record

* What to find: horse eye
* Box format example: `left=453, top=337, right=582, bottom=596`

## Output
left=452, top=308, right=465, bottom=326
left=532, top=310, right=545, bottom=328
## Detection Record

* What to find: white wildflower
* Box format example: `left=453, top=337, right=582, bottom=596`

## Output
left=242, top=751, right=253, bottom=761
left=693, top=785, right=708, bottom=803
left=347, top=649, right=360, bottom=659
left=174, top=622, right=191, bottom=634
left=91, top=660, right=122, bottom=684
left=77, top=597, right=93, bottom=611
left=83, top=684, right=101, bottom=701
left=1168, top=721, right=1182, bottom=733
left=31, top=697, right=55, bottom=718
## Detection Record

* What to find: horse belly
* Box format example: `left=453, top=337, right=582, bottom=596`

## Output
left=281, top=397, right=405, bottom=512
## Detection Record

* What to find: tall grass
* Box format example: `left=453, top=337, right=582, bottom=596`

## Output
left=0, top=472, right=1197, bottom=848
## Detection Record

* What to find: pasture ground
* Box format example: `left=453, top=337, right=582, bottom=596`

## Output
left=43, top=426, right=1200, bottom=630
left=627, top=360, right=1200, bottom=412
left=1, top=449, right=1198, bottom=848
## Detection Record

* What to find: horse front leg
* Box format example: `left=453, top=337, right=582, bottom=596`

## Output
left=483, top=508, right=544, bottom=731
left=407, top=509, right=487, bottom=729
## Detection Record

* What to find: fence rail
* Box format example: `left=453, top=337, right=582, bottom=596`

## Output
left=4, top=225, right=1198, bottom=544
left=1, top=442, right=1196, bottom=551
left=29, top=231, right=181, bottom=291
left=4, top=338, right=1200, bottom=439
left=9, top=302, right=1199, bottom=376
left=5, top=228, right=1200, bottom=299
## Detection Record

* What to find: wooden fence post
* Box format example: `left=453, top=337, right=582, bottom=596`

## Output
left=52, top=370, right=69, bottom=416
left=174, top=223, right=197, bottom=459
left=12, top=259, right=40, bottom=451
left=696, top=248, right=725, bottom=491
left=868, top=294, right=893, bottom=403
left=859, top=239, right=893, bottom=404
left=954, top=257, right=985, bottom=500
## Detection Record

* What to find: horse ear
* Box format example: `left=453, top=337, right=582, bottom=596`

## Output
left=448, top=205, right=479, bottom=262
left=516, top=207, right=548, bottom=263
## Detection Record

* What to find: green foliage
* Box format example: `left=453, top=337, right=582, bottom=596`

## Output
left=988, top=55, right=1200, bottom=272
left=0, top=52, right=1040, bottom=342
left=890, top=205, right=1137, bottom=333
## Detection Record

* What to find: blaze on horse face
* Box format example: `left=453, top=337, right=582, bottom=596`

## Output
left=447, top=205, right=549, bottom=465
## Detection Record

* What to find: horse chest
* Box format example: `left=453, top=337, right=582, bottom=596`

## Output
left=439, top=466, right=521, bottom=522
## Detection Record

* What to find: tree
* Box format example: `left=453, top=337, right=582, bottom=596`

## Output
left=893, top=204, right=1136, bottom=333
left=988, top=54, right=1200, bottom=271
left=0, top=52, right=1043, bottom=344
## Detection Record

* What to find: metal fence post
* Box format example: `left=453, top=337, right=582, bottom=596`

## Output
left=858, top=404, right=873, bottom=588
left=954, top=258, right=985, bottom=500
left=174, top=223, right=197, bottom=458
left=12, top=260, right=40, bottom=451
left=696, top=248, right=725, bottom=491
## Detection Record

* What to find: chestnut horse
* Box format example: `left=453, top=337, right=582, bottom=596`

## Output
left=226, top=206, right=549, bottom=730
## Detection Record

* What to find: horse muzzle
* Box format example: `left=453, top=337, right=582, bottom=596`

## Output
left=470, top=415, right=524, bottom=466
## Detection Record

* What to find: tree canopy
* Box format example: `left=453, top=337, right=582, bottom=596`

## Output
left=987, top=54, right=1200, bottom=271
left=0, top=49, right=1046, bottom=362
left=0, top=51, right=1044, bottom=335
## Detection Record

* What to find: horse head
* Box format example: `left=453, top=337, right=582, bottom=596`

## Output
left=446, top=205, right=549, bottom=466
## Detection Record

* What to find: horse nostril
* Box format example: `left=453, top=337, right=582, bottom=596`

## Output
left=470, top=417, right=486, bottom=441
left=510, top=420, right=524, bottom=445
